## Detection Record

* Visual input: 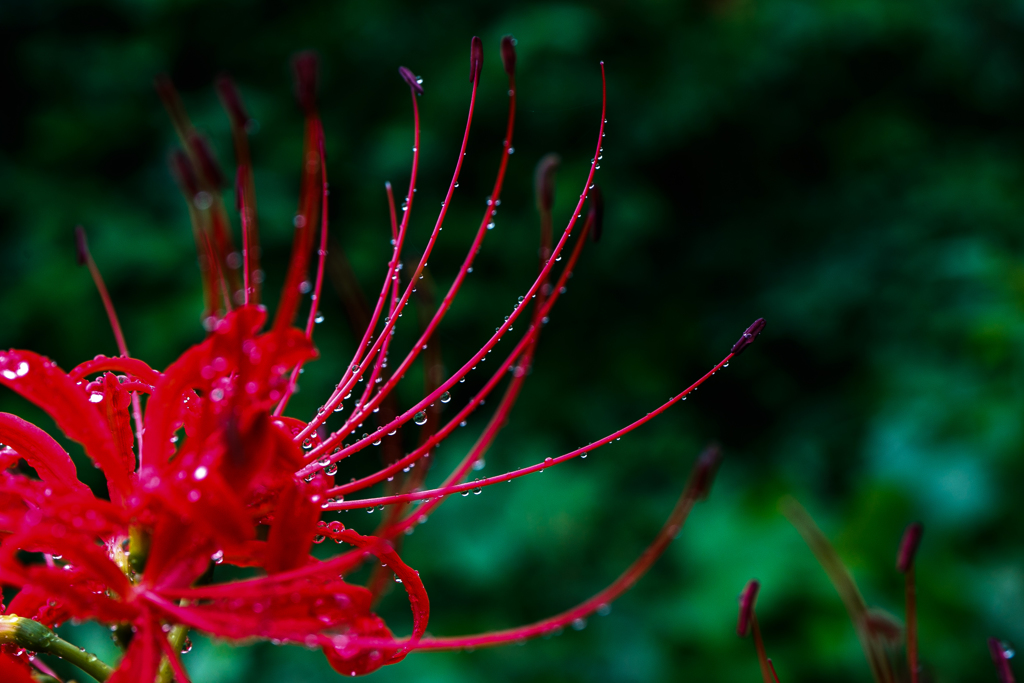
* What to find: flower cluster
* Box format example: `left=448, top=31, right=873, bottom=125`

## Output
left=0, top=37, right=764, bottom=682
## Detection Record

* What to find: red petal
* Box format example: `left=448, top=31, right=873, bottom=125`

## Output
left=0, top=351, right=130, bottom=501
left=264, top=476, right=324, bottom=574
left=0, top=413, right=91, bottom=496
left=0, top=654, right=34, bottom=683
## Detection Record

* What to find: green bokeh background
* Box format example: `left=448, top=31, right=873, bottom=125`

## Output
left=1, top=1, right=1022, bottom=681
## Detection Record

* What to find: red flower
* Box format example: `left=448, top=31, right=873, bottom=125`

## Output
left=0, top=37, right=763, bottom=681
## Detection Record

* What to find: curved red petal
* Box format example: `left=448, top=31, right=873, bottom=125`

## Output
left=0, top=413, right=91, bottom=496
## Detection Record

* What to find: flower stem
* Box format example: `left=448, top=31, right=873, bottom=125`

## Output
left=155, top=621, right=190, bottom=683
left=0, top=615, right=113, bottom=681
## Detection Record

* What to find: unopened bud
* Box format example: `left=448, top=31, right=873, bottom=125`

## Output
left=689, top=443, right=722, bottom=501
left=470, top=36, right=484, bottom=84
left=216, top=75, right=250, bottom=130
left=74, top=225, right=89, bottom=266
left=588, top=185, right=604, bottom=243
left=737, top=580, right=759, bottom=637
left=292, top=51, right=319, bottom=114
left=896, top=521, right=923, bottom=573
left=534, top=153, right=560, bottom=214
left=189, top=133, right=226, bottom=189
left=500, top=35, right=517, bottom=76
left=398, top=66, right=424, bottom=96
left=731, top=318, right=766, bottom=356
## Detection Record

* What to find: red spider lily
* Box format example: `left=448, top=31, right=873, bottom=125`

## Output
left=0, top=37, right=765, bottom=682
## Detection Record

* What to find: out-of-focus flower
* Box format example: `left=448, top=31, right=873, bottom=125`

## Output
left=0, top=37, right=764, bottom=681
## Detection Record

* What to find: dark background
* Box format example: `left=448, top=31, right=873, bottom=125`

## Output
left=1, top=1, right=1022, bottom=681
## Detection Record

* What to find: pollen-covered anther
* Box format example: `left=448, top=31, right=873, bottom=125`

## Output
left=731, top=317, right=766, bottom=356
left=470, top=36, right=484, bottom=84
left=896, top=521, right=923, bottom=573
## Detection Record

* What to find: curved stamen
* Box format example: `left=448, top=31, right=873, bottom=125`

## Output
left=323, top=209, right=595, bottom=501
left=350, top=445, right=719, bottom=652
left=322, top=349, right=732, bottom=509
left=302, top=62, right=607, bottom=470
left=306, top=38, right=521, bottom=447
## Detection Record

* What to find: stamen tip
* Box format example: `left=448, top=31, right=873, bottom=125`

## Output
left=896, top=521, right=924, bottom=573
left=501, top=35, right=517, bottom=76
left=689, top=443, right=722, bottom=501
left=169, top=149, right=200, bottom=199
left=398, top=66, right=424, bottom=95
left=470, top=36, right=484, bottom=84
left=534, top=153, right=560, bottom=213
left=737, top=579, right=760, bottom=637
left=74, top=225, right=89, bottom=266
left=292, top=50, right=319, bottom=114
left=188, top=132, right=227, bottom=189
left=731, top=318, right=766, bottom=356
left=215, top=75, right=251, bottom=130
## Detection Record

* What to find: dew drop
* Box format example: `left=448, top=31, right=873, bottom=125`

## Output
left=414, top=411, right=428, bottom=426
left=440, top=391, right=451, bottom=404
left=572, top=618, right=587, bottom=631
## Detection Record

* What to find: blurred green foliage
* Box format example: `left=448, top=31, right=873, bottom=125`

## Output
left=1, top=0, right=1023, bottom=681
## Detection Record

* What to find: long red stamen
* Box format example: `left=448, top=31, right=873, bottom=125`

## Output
left=322, top=348, right=734, bottom=509
left=302, top=60, right=604, bottom=468
left=297, top=42, right=486, bottom=442
left=75, top=225, right=145, bottom=466
left=273, top=51, right=324, bottom=332
left=351, top=444, right=720, bottom=651
left=377, top=212, right=596, bottom=538
left=275, top=125, right=331, bottom=415
left=312, top=211, right=595, bottom=492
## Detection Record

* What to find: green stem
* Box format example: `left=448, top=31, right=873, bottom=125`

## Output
left=0, top=615, right=113, bottom=682
left=155, top=622, right=190, bottom=683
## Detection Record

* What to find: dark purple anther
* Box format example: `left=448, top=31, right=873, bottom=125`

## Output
left=534, top=154, right=560, bottom=214
left=501, top=35, right=517, bottom=76
left=588, top=185, right=604, bottom=243
left=896, top=522, right=924, bottom=573
left=189, top=133, right=227, bottom=189
left=737, top=580, right=760, bottom=637
left=689, top=443, right=721, bottom=501
left=216, top=76, right=250, bottom=129
left=398, top=67, right=424, bottom=95
left=169, top=149, right=200, bottom=198
left=470, top=36, right=483, bottom=84
left=292, top=51, right=318, bottom=114
left=988, top=638, right=1016, bottom=683
left=74, top=225, right=89, bottom=266
left=731, top=318, right=766, bottom=356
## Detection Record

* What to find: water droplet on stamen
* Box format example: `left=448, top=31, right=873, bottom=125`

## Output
left=413, top=411, right=428, bottom=426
